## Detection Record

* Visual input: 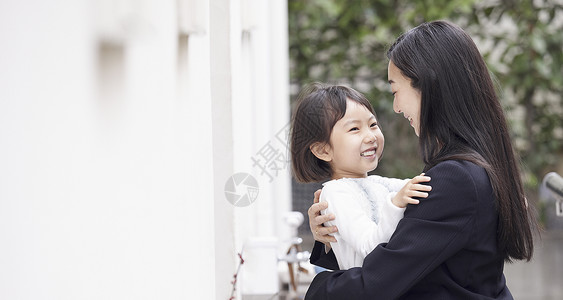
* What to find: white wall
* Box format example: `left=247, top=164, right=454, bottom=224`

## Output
left=230, top=0, right=292, bottom=296
left=0, top=0, right=290, bottom=299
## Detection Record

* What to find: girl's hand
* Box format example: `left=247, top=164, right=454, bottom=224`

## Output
left=392, top=173, right=432, bottom=208
left=308, top=189, right=338, bottom=249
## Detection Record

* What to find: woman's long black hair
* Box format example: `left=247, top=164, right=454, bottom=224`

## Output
left=387, top=20, right=536, bottom=262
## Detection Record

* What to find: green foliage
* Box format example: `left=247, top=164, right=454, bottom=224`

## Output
left=288, top=0, right=563, bottom=182
left=288, top=0, right=478, bottom=177
left=468, top=0, right=563, bottom=183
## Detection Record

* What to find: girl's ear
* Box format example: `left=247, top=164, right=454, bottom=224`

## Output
left=310, top=142, right=332, bottom=162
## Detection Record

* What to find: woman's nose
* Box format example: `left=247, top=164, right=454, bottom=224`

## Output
left=393, top=100, right=401, bottom=113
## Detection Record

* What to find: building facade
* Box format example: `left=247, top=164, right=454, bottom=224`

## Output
left=0, top=0, right=291, bottom=299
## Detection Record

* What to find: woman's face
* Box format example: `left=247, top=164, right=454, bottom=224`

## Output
left=387, top=60, right=422, bottom=136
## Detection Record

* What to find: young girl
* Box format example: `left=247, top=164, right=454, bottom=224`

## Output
left=290, top=83, right=431, bottom=270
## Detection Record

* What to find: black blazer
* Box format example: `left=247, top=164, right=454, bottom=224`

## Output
left=306, top=160, right=513, bottom=300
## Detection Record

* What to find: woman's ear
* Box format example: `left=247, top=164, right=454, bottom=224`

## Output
left=310, top=142, right=332, bottom=162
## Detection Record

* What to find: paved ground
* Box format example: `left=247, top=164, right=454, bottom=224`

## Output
left=504, top=230, right=563, bottom=300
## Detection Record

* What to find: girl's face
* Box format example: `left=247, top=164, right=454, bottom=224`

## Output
left=325, top=100, right=384, bottom=179
left=388, top=60, right=422, bottom=136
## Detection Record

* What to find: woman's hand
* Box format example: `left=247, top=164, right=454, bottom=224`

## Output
left=308, top=189, right=338, bottom=249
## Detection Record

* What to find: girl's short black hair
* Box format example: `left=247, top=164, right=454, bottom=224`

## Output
left=290, top=83, right=376, bottom=182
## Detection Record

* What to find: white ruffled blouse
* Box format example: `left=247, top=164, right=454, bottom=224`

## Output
left=320, top=175, right=408, bottom=270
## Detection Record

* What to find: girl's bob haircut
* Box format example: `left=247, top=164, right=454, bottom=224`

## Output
left=290, top=83, right=376, bottom=183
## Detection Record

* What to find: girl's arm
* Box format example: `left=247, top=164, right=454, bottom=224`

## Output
left=375, top=175, right=432, bottom=240
left=322, top=182, right=404, bottom=259
left=370, top=173, right=430, bottom=193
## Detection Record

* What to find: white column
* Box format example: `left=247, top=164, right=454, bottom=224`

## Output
left=230, top=0, right=292, bottom=297
left=209, top=0, right=236, bottom=299
left=180, top=0, right=216, bottom=298
left=269, top=0, right=292, bottom=250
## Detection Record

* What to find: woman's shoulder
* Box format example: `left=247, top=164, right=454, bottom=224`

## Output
left=427, top=160, right=490, bottom=190
left=428, top=160, right=487, bottom=176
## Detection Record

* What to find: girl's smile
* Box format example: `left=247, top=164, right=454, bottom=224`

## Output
left=360, top=147, right=377, bottom=158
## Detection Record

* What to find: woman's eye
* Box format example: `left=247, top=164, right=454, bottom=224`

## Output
left=349, top=127, right=359, bottom=132
left=371, top=123, right=378, bottom=128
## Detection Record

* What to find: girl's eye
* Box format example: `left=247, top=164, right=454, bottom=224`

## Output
left=370, top=123, right=378, bottom=128
left=349, top=127, right=359, bottom=132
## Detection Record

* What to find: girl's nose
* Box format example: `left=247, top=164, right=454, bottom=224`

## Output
left=364, top=132, right=376, bottom=143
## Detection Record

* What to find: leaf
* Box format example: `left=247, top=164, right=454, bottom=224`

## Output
left=531, top=34, right=547, bottom=53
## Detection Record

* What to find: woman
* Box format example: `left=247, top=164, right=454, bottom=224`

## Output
left=305, top=20, right=537, bottom=299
